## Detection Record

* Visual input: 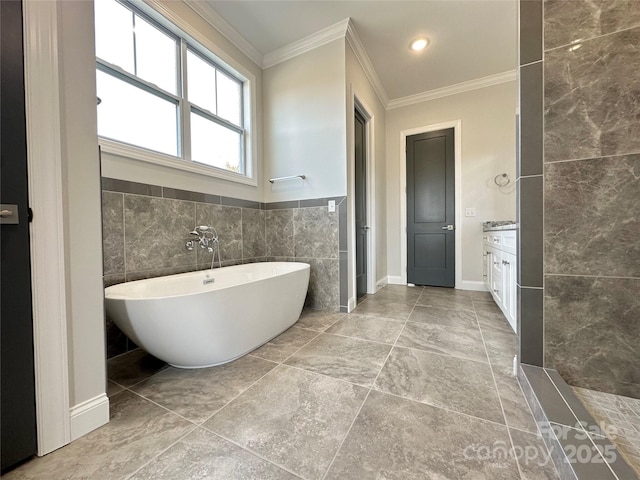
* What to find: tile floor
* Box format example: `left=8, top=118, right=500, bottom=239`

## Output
left=574, top=387, right=640, bottom=477
left=5, top=285, right=561, bottom=480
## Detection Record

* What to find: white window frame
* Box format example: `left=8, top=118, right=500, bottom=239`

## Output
left=96, top=0, right=258, bottom=186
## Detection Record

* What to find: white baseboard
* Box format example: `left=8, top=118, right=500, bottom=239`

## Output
left=387, top=276, right=405, bottom=285
left=375, top=277, right=388, bottom=291
left=70, top=393, right=109, bottom=441
left=348, top=296, right=357, bottom=312
left=459, top=280, right=488, bottom=292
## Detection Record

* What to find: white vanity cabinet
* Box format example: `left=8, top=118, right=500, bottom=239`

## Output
left=483, top=228, right=517, bottom=333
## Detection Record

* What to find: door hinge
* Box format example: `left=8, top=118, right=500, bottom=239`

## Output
left=28, top=207, right=33, bottom=223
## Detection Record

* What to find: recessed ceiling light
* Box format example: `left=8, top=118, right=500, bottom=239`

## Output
left=410, top=37, right=429, bottom=52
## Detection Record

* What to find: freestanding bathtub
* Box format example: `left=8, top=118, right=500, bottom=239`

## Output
left=104, top=262, right=310, bottom=368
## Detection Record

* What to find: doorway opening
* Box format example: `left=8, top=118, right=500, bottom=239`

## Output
left=354, top=107, right=368, bottom=299
left=350, top=94, right=376, bottom=309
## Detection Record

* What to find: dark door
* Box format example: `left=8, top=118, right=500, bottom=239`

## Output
left=407, top=128, right=455, bottom=287
left=354, top=109, right=367, bottom=298
left=1, top=0, right=38, bottom=471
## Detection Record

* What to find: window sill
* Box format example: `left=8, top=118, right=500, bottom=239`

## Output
left=99, top=138, right=257, bottom=187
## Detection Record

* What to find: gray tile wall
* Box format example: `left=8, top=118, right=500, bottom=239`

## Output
left=519, top=1, right=640, bottom=397
left=101, top=178, right=346, bottom=358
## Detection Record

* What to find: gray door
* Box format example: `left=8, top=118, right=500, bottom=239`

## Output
left=354, top=109, right=367, bottom=298
left=407, top=128, right=455, bottom=287
left=1, top=0, right=38, bottom=471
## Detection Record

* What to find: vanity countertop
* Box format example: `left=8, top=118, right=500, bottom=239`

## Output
left=482, top=221, right=516, bottom=231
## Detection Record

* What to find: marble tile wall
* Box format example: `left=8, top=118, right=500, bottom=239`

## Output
left=101, top=178, right=346, bottom=357
left=519, top=1, right=640, bottom=397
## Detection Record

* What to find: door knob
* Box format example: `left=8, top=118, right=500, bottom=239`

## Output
left=0, top=204, right=19, bottom=224
left=441, top=225, right=454, bottom=230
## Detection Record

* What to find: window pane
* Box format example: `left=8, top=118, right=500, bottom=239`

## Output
left=187, top=51, right=216, bottom=114
left=191, top=113, right=241, bottom=172
left=97, top=71, right=178, bottom=156
left=216, top=70, right=242, bottom=126
left=94, top=0, right=134, bottom=74
left=134, top=14, right=177, bottom=94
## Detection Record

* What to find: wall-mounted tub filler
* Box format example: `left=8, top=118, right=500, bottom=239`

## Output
left=186, top=225, right=222, bottom=270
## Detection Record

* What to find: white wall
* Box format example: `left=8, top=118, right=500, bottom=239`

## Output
left=386, top=81, right=517, bottom=285
left=57, top=0, right=107, bottom=417
left=345, top=43, right=387, bottom=302
left=263, top=39, right=347, bottom=202
left=100, top=0, right=264, bottom=202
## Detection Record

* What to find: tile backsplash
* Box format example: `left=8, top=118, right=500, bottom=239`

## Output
left=102, top=177, right=346, bottom=358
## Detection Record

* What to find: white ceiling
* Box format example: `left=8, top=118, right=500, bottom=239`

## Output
left=202, top=0, right=518, bottom=102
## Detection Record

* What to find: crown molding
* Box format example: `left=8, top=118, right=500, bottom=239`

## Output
left=263, top=18, right=350, bottom=69
left=183, top=0, right=263, bottom=68
left=387, top=70, right=517, bottom=110
left=345, top=20, right=389, bottom=107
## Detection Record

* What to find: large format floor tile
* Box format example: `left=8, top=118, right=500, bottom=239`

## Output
left=325, top=390, right=520, bottom=480
left=284, top=333, right=391, bottom=386
left=325, top=313, right=404, bottom=344
left=130, top=355, right=276, bottom=424
left=375, top=347, right=504, bottom=424
left=351, top=298, right=414, bottom=320
left=4, top=391, right=194, bottom=480
left=249, top=326, right=319, bottom=363
left=203, top=365, right=367, bottom=480
left=416, top=290, right=475, bottom=311
left=294, top=310, right=344, bottom=332
left=107, top=349, right=167, bottom=387
left=130, top=428, right=300, bottom=480
left=509, top=428, right=561, bottom=480
left=11, top=285, right=557, bottom=480
left=396, top=321, right=488, bottom=363
left=407, top=304, right=478, bottom=327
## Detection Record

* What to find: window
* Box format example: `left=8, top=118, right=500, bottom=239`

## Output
left=95, top=0, right=248, bottom=177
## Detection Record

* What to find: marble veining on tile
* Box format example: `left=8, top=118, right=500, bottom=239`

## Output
left=574, top=387, right=640, bottom=478
left=293, top=207, right=338, bottom=259
left=325, top=390, right=520, bottom=480
left=284, top=333, right=392, bottom=387
left=375, top=347, right=504, bottom=424
left=203, top=365, right=367, bottom=480
left=408, top=304, right=478, bottom=328
left=196, top=203, right=242, bottom=263
left=508, top=427, right=561, bottom=480
left=250, top=326, right=319, bottom=363
left=494, top=371, right=540, bottom=435
left=241, top=208, right=266, bottom=259
left=101, top=191, right=124, bottom=276
left=301, top=257, right=340, bottom=311
left=124, top=195, right=196, bottom=272
left=130, top=355, right=276, bottom=424
left=545, top=27, right=640, bottom=162
left=12, top=285, right=554, bottom=480
left=544, top=0, right=640, bottom=50
left=545, top=275, right=640, bottom=398
left=265, top=209, right=294, bottom=257
left=396, top=321, right=487, bottom=364
left=351, top=298, right=414, bottom=320
left=4, top=391, right=194, bottom=480
left=129, top=428, right=300, bottom=480
left=545, top=154, right=640, bottom=277
left=294, top=310, right=344, bottom=331
left=324, top=313, right=404, bottom=344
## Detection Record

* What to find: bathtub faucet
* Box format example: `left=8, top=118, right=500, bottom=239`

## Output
left=185, top=225, right=222, bottom=269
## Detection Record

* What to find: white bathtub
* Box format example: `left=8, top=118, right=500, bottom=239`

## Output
left=104, top=262, right=310, bottom=368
